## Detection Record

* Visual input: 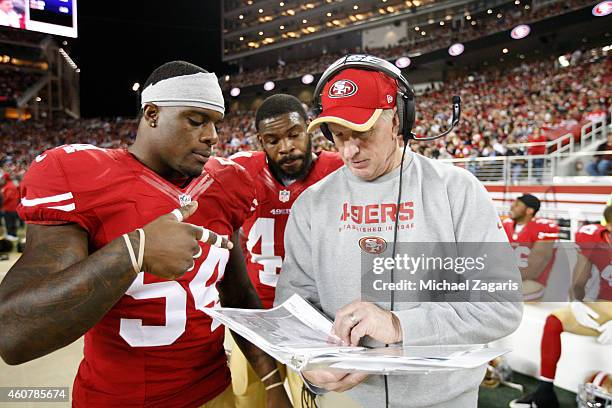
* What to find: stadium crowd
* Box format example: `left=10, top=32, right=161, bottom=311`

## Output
left=1, top=46, right=610, bottom=186
left=409, top=48, right=611, bottom=161
left=0, top=69, right=42, bottom=103
left=0, top=117, right=137, bottom=181
left=224, top=0, right=593, bottom=89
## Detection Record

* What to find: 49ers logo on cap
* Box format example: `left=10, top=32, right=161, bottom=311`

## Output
left=359, top=236, right=387, bottom=255
left=328, top=79, right=358, bottom=98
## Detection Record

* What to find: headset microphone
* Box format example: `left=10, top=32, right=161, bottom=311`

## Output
left=406, top=95, right=462, bottom=142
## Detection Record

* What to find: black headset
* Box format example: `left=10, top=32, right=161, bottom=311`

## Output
left=312, top=54, right=416, bottom=144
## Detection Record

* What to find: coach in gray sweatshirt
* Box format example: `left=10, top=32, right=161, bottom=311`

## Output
left=274, top=56, right=523, bottom=408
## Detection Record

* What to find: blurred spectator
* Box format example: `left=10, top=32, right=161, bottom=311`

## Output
left=0, top=171, right=19, bottom=239
left=587, top=133, right=612, bottom=176
left=528, top=128, right=547, bottom=182
left=506, top=135, right=526, bottom=184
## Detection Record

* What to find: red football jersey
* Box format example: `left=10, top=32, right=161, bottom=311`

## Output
left=575, top=223, right=612, bottom=301
left=17, top=145, right=256, bottom=408
left=230, top=151, right=343, bottom=308
left=503, top=217, right=559, bottom=285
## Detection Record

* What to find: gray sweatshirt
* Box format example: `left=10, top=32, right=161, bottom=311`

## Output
left=274, top=150, right=523, bottom=408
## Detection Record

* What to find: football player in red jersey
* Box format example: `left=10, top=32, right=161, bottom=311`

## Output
left=510, top=205, right=612, bottom=408
left=502, top=194, right=559, bottom=300
left=0, top=62, right=291, bottom=408
left=229, top=94, right=344, bottom=408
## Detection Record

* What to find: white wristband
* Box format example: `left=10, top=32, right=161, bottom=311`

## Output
left=264, top=381, right=284, bottom=391
left=122, top=233, right=140, bottom=275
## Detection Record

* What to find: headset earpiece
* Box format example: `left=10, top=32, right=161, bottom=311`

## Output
left=396, top=95, right=405, bottom=139
left=404, top=94, right=415, bottom=143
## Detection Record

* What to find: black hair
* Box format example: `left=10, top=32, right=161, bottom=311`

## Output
left=138, top=61, right=208, bottom=119
left=604, top=205, right=612, bottom=223
left=517, top=194, right=541, bottom=215
left=255, top=94, right=308, bottom=131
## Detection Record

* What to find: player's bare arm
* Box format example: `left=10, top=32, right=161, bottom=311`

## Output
left=218, top=230, right=292, bottom=408
left=521, top=240, right=554, bottom=280
left=0, top=223, right=137, bottom=365
left=570, top=252, right=593, bottom=301
left=0, top=202, right=227, bottom=365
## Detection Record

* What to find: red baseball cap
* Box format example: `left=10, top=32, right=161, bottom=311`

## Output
left=308, top=68, right=398, bottom=133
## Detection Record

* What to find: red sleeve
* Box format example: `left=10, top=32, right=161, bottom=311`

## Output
left=502, top=218, right=513, bottom=239
left=17, top=149, right=90, bottom=231
left=206, top=157, right=257, bottom=230
left=575, top=224, right=603, bottom=258
left=535, top=219, right=559, bottom=241
left=228, top=151, right=256, bottom=169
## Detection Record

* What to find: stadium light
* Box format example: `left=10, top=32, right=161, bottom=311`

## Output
left=264, top=81, right=275, bottom=91
left=132, top=82, right=140, bottom=92
left=511, top=24, right=531, bottom=39
left=395, top=57, right=411, bottom=68
left=301, top=74, right=314, bottom=85
left=448, top=43, right=465, bottom=56
left=230, top=87, right=241, bottom=97
left=592, top=1, right=612, bottom=16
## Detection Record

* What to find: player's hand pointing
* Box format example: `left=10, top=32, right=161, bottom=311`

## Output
left=140, top=201, right=232, bottom=279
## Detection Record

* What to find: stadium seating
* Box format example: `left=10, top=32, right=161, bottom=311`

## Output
left=0, top=69, right=42, bottom=103
left=223, top=0, right=594, bottom=90
left=0, top=46, right=609, bottom=183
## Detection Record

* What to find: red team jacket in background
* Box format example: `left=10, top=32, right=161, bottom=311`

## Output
left=230, top=150, right=343, bottom=309
left=503, top=217, right=560, bottom=286
left=527, top=133, right=547, bottom=156
left=575, top=223, right=612, bottom=301
left=17, top=145, right=257, bottom=408
left=1, top=179, right=19, bottom=212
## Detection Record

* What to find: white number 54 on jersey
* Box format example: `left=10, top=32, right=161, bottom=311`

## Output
left=119, top=246, right=229, bottom=347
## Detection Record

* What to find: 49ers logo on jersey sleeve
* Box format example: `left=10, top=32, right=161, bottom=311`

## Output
left=359, top=236, right=387, bottom=254
left=329, top=80, right=358, bottom=98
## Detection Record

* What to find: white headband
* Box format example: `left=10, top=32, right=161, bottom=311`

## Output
left=140, top=72, right=225, bottom=116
